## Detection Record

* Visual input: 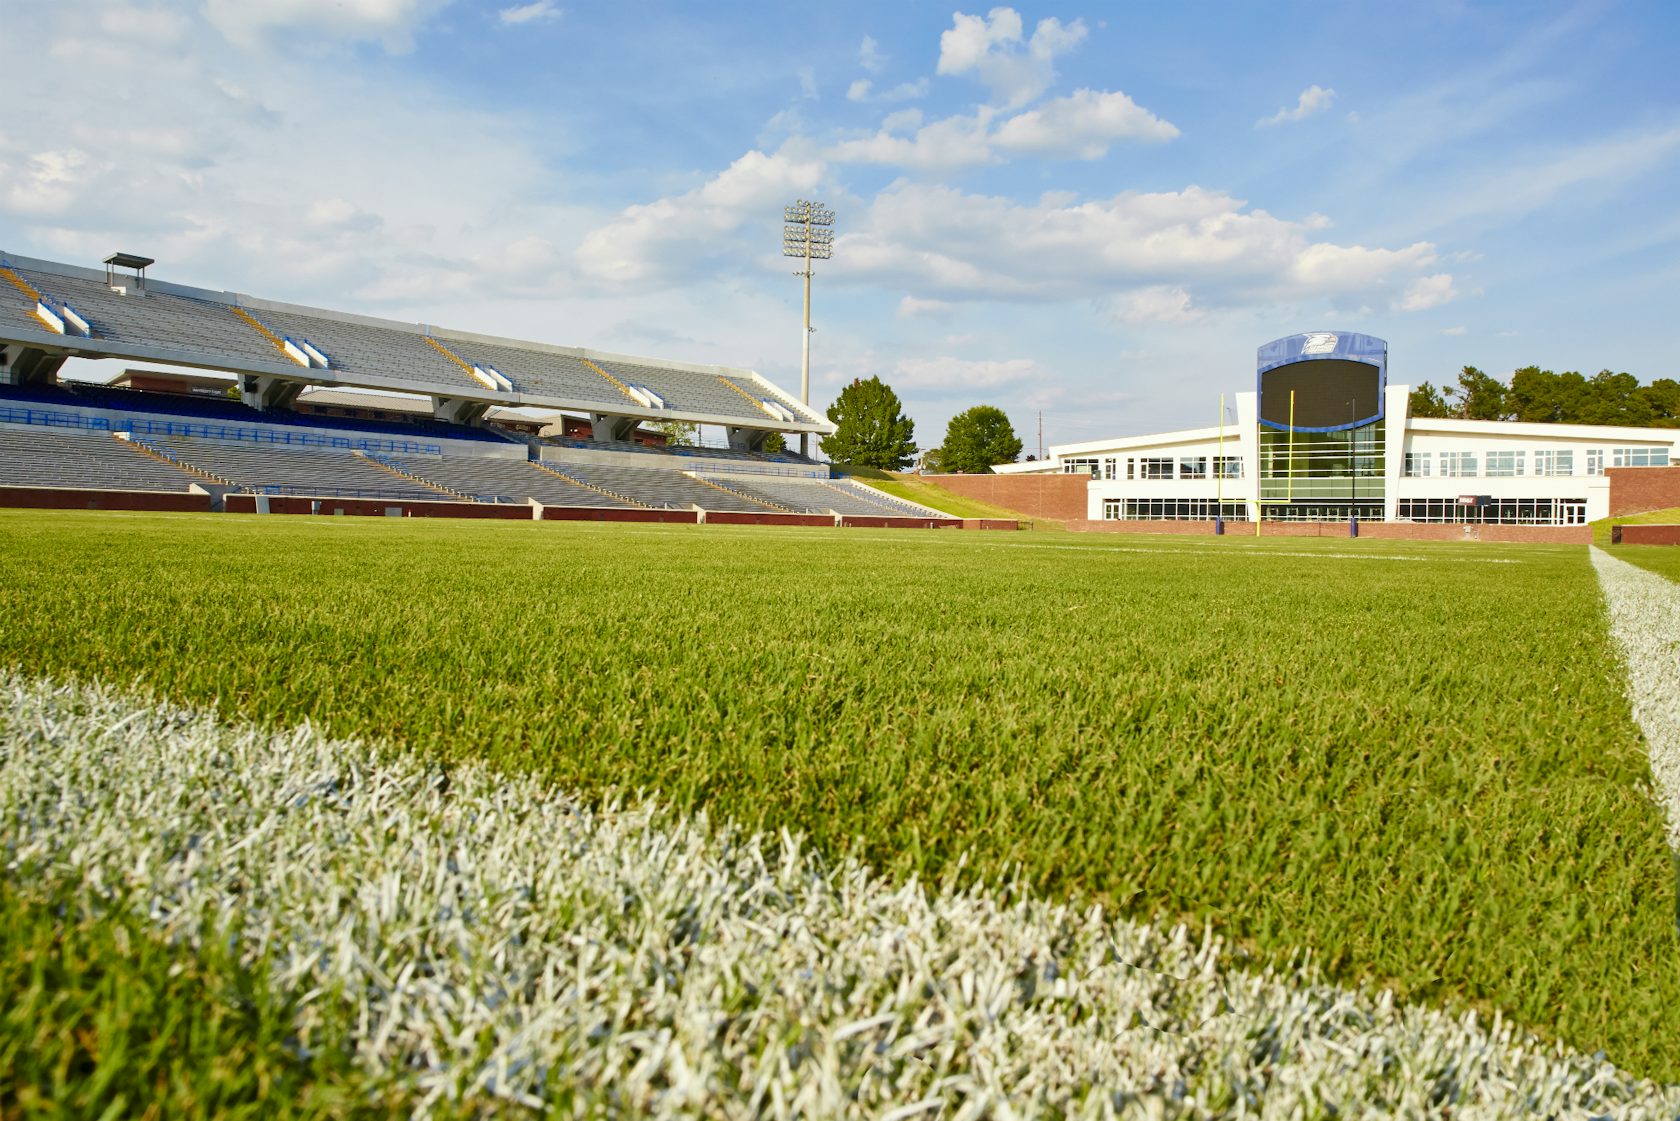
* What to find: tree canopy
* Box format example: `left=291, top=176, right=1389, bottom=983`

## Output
left=938, top=405, right=1024, bottom=474
left=1410, top=366, right=1679, bottom=427
left=820, top=376, right=917, bottom=469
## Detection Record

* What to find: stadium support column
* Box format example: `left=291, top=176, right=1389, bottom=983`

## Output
left=781, top=200, right=834, bottom=459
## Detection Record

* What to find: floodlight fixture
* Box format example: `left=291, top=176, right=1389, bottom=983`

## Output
left=780, top=199, right=836, bottom=455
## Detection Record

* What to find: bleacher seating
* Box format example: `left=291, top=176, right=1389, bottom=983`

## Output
left=545, top=461, right=777, bottom=512
left=4, top=266, right=284, bottom=370
left=0, top=382, right=513, bottom=446
left=710, top=475, right=951, bottom=518
left=144, top=437, right=444, bottom=499
left=432, top=336, right=628, bottom=405
left=376, top=455, right=635, bottom=508
left=0, top=427, right=196, bottom=492
left=236, top=306, right=489, bottom=396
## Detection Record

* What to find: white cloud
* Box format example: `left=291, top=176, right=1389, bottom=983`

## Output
left=1111, top=285, right=1203, bottom=325
left=894, top=355, right=1043, bottom=389
left=201, top=0, right=450, bottom=50
left=1398, top=272, right=1457, bottom=311
left=846, top=78, right=930, bottom=105
left=859, top=35, right=885, bottom=73
left=897, top=296, right=954, bottom=319
left=991, top=89, right=1179, bottom=156
left=831, top=113, right=997, bottom=173
left=498, top=1, right=562, bottom=26
left=833, top=87, right=1177, bottom=173
left=937, top=8, right=1088, bottom=108
left=836, top=182, right=1452, bottom=314
left=1256, top=85, right=1337, bottom=128
left=1442, top=325, right=1468, bottom=335
left=0, top=0, right=590, bottom=311
left=798, top=66, right=818, bottom=100
left=304, top=198, right=383, bottom=231
left=576, top=149, right=826, bottom=284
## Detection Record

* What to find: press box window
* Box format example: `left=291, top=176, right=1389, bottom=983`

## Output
left=1140, top=457, right=1173, bottom=479
left=1485, top=451, right=1523, bottom=477
left=1179, top=456, right=1208, bottom=480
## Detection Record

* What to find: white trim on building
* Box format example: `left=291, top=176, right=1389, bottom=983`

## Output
left=1000, top=385, right=1679, bottom=525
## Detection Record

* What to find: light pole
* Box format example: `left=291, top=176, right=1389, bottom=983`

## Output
left=1348, top=398, right=1358, bottom=537
left=782, top=199, right=834, bottom=458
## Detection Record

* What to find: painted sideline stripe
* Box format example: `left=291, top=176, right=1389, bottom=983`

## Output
left=0, top=673, right=1674, bottom=1114
left=1591, top=546, right=1680, bottom=850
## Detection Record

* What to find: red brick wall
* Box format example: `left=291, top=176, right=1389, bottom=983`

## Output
left=839, top=515, right=955, bottom=529
left=960, top=519, right=1021, bottom=531
left=539, top=506, right=699, bottom=524
left=1607, top=465, right=1680, bottom=516
left=705, top=511, right=834, bottom=528
left=1068, top=519, right=1590, bottom=543
left=920, top=473, right=1088, bottom=520
left=0, top=487, right=213, bottom=513
left=1616, top=524, right=1680, bottom=545
left=225, top=495, right=531, bottom=518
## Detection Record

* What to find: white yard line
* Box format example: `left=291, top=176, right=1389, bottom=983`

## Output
left=1591, top=546, right=1680, bottom=850
left=1, top=672, right=1677, bottom=1116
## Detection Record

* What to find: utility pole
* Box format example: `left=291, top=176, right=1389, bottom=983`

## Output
left=781, top=200, right=834, bottom=458
left=1037, top=410, right=1043, bottom=461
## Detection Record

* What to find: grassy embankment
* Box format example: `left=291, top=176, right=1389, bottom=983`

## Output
left=0, top=511, right=1674, bottom=1078
left=839, top=467, right=1040, bottom=523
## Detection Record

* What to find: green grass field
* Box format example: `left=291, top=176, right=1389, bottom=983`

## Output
left=1615, top=545, right=1680, bottom=582
left=0, top=511, right=1674, bottom=1079
left=840, top=468, right=1039, bottom=523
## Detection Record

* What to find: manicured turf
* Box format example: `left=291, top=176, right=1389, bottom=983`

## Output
left=1592, top=503, right=1680, bottom=546
left=0, top=876, right=411, bottom=1120
left=0, top=511, right=1674, bottom=1078
left=1610, top=543, right=1680, bottom=583
left=842, top=469, right=1032, bottom=522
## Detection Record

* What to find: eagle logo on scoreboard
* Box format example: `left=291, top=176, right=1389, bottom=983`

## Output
left=1300, top=332, right=1338, bottom=355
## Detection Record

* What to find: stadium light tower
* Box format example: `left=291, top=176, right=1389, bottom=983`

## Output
left=782, top=199, right=834, bottom=456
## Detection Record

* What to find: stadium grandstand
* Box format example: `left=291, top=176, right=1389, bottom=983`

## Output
left=0, top=251, right=959, bottom=525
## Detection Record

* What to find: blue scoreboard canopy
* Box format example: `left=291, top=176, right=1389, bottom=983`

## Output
left=1256, top=331, right=1388, bottom=433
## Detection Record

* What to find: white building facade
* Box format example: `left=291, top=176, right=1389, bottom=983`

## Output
left=998, top=333, right=1677, bottom=526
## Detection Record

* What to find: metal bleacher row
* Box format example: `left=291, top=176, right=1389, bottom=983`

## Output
left=0, top=427, right=195, bottom=492
left=0, top=410, right=953, bottom=517
left=0, top=252, right=958, bottom=520
left=0, top=253, right=825, bottom=430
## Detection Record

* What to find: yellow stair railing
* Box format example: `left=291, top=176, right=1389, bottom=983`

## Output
left=530, top=460, right=651, bottom=508
left=360, top=453, right=467, bottom=499
left=689, top=473, right=790, bottom=512
left=580, top=357, right=645, bottom=406
left=717, top=376, right=786, bottom=421
left=423, top=335, right=480, bottom=382
left=228, top=307, right=292, bottom=359
left=1, top=267, right=41, bottom=302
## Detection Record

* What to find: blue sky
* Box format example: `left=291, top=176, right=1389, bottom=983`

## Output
left=2, top=0, right=1677, bottom=451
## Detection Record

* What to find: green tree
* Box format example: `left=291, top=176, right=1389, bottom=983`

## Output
left=762, top=431, right=787, bottom=454
left=1443, top=366, right=1512, bottom=421
left=648, top=420, right=697, bottom=447
left=820, top=377, right=917, bottom=469
left=1408, top=382, right=1452, bottom=418
left=938, top=405, right=1024, bottom=474
left=1640, top=378, right=1680, bottom=427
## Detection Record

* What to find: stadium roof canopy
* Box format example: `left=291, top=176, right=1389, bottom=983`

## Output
left=0, top=251, right=832, bottom=439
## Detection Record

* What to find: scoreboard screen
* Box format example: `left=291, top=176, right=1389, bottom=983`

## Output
left=1256, top=332, right=1388, bottom=431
